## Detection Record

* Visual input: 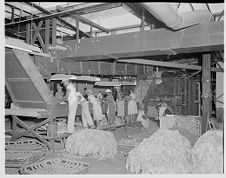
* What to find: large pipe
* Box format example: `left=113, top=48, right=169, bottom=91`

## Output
left=142, top=3, right=213, bottom=30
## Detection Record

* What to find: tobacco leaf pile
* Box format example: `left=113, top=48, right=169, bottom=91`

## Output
left=65, top=129, right=118, bottom=159
left=191, top=130, right=223, bottom=173
left=126, top=129, right=193, bottom=174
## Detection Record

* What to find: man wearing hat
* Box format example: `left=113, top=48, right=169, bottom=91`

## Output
left=62, top=78, right=78, bottom=133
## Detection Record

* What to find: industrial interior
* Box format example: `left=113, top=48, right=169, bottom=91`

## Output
left=4, top=2, right=224, bottom=174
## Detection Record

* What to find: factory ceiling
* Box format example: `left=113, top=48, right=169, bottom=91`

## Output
left=4, top=2, right=224, bottom=67
left=5, top=2, right=224, bottom=37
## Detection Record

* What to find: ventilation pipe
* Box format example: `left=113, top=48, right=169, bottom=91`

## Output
left=142, top=3, right=213, bottom=30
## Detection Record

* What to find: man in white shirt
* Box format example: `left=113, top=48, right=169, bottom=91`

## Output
left=62, top=79, right=78, bottom=133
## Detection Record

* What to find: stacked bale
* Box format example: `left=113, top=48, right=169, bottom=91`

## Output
left=192, top=130, right=223, bottom=173
left=126, top=129, right=192, bottom=174
left=65, top=129, right=118, bottom=159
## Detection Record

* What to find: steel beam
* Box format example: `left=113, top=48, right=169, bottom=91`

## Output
left=110, top=24, right=146, bottom=31
left=11, top=2, right=89, bottom=38
left=55, top=21, right=223, bottom=62
left=5, top=5, right=95, bottom=26
left=118, top=59, right=222, bottom=72
left=5, top=2, right=35, bottom=16
left=56, top=6, right=110, bottom=33
left=92, top=24, right=150, bottom=35
left=55, top=3, right=122, bottom=15
left=118, top=59, right=201, bottom=70
left=74, top=15, right=110, bottom=33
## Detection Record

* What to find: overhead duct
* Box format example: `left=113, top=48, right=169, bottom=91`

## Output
left=142, top=3, right=213, bottom=30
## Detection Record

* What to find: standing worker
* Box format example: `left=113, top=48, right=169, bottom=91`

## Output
left=77, top=92, right=95, bottom=129
left=128, top=89, right=138, bottom=123
left=62, top=79, right=78, bottom=133
left=55, top=83, right=65, bottom=103
left=105, top=89, right=116, bottom=125
left=86, top=89, right=104, bottom=129
left=115, top=86, right=125, bottom=122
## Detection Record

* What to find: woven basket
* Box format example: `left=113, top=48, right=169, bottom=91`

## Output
left=5, top=140, right=47, bottom=168
left=176, top=117, right=201, bottom=136
left=19, top=158, right=90, bottom=174
left=5, top=149, right=46, bottom=168
left=5, top=139, right=48, bottom=150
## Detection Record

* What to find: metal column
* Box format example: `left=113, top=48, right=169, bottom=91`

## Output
left=52, top=18, right=57, bottom=46
left=201, top=53, right=212, bottom=134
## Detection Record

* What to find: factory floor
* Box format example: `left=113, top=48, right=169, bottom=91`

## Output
left=5, top=118, right=149, bottom=175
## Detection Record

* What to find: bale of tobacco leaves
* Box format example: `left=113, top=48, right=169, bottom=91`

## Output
left=65, top=129, right=118, bottom=159
left=126, top=129, right=192, bottom=174
left=191, top=130, right=223, bottom=174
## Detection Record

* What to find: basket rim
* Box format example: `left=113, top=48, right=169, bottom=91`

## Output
left=5, top=151, right=46, bottom=168
left=19, top=157, right=91, bottom=174
left=5, top=139, right=48, bottom=150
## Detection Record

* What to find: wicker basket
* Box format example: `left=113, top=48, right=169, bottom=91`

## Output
left=5, top=140, right=47, bottom=168
left=176, top=116, right=201, bottom=136
left=19, top=158, right=90, bottom=174
left=160, top=115, right=201, bottom=136
left=5, top=149, right=46, bottom=168
left=5, top=139, right=48, bottom=150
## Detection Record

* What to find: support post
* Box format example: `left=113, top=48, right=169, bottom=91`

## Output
left=90, top=24, right=93, bottom=37
left=45, top=19, right=50, bottom=52
left=11, top=7, right=15, bottom=22
left=11, top=116, right=17, bottom=140
left=184, top=78, right=187, bottom=114
left=141, top=15, right=145, bottom=32
left=52, top=18, right=57, bottom=46
left=201, top=53, right=212, bottom=134
left=76, top=16, right=80, bottom=52
left=113, top=61, right=116, bottom=75
left=188, top=79, right=191, bottom=115
left=25, top=17, right=31, bottom=44
left=47, top=115, right=56, bottom=151
left=76, top=17, right=79, bottom=41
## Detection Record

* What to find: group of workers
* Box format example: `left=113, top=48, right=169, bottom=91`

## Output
left=53, top=79, right=138, bottom=133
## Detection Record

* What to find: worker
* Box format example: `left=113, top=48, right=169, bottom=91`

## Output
left=76, top=92, right=95, bottom=129
left=128, top=89, right=138, bottom=123
left=100, top=90, right=108, bottom=116
left=55, top=83, right=65, bottom=103
left=86, top=89, right=105, bottom=129
left=62, top=79, right=78, bottom=133
left=115, top=86, right=125, bottom=122
left=105, top=89, right=116, bottom=125
left=97, top=90, right=103, bottom=101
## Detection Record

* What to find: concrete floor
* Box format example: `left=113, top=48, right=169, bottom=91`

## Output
left=5, top=118, right=151, bottom=175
